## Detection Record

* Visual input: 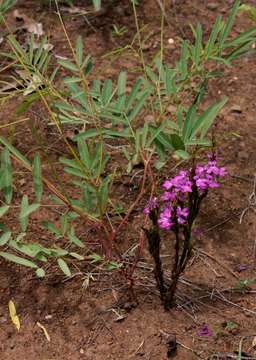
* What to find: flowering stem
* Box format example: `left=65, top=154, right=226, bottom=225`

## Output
left=143, top=211, right=166, bottom=299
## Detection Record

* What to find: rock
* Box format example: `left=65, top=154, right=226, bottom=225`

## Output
left=167, top=105, right=177, bottom=114
left=0, top=316, right=7, bottom=324
left=238, top=150, right=249, bottom=161
left=230, top=105, right=242, bottom=114
left=207, top=2, right=219, bottom=10
left=144, top=114, right=155, bottom=124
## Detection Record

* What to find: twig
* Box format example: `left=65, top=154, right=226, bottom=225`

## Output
left=211, top=353, right=256, bottom=359
left=195, top=248, right=239, bottom=280
left=213, top=289, right=256, bottom=316
left=240, top=175, right=256, bottom=224
left=177, top=340, right=204, bottom=359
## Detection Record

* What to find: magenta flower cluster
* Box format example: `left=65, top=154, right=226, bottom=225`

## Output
left=144, top=158, right=227, bottom=230
left=194, top=159, right=227, bottom=191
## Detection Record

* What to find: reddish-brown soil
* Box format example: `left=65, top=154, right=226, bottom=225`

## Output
left=1, top=1, right=256, bottom=359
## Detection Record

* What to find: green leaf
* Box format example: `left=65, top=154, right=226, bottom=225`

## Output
left=1, top=148, right=13, bottom=204
left=105, top=261, right=122, bottom=271
left=170, top=134, right=185, bottom=150
left=190, top=97, right=228, bottom=139
left=174, top=150, right=190, bottom=159
left=69, top=252, right=84, bottom=260
left=127, top=90, right=149, bottom=121
left=33, top=153, right=43, bottom=202
left=76, top=35, right=83, bottom=67
left=60, top=214, right=69, bottom=236
left=205, top=15, right=223, bottom=57
left=92, top=0, right=101, bottom=10
left=19, top=195, right=29, bottom=232
left=117, top=71, right=127, bottom=96
left=193, top=23, right=202, bottom=67
left=126, top=78, right=142, bottom=111
left=36, top=268, right=45, bottom=278
left=0, top=251, right=38, bottom=268
left=165, top=68, right=177, bottom=94
left=77, top=139, right=91, bottom=170
left=21, top=202, right=40, bottom=219
left=74, top=128, right=99, bottom=140
left=102, top=79, right=113, bottom=105
left=58, top=59, right=78, bottom=72
left=219, top=0, right=240, bottom=49
left=177, top=41, right=189, bottom=80
left=182, top=104, right=197, bottom=141
left=68, top=227, right=85, bottom=248
left=57, top=258, right=71, bottom=277
left=89, top=253, right=102, bottom=263
left=0, top=231, right=12, bottom=246
left=0, top=205, right=9, bottom=218
left=42, top=221, right=61, bottom=238
left=0, top=136, right=31, bottom=168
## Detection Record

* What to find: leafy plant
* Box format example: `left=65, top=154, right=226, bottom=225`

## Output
left=0, top=0, right=255, bottom=302
left=0, top=0, right=16, bottom=22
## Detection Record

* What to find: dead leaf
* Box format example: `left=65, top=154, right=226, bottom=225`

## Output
left=8, top=300, right=21, bottom=331
left=13, top=10, right=44, bottom=37
left=37, top=321, right=51, bottom=342
left=252, top=336, right=256, bottom=349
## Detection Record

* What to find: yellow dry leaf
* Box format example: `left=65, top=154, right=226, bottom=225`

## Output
left=8, top=300, right=21, bottom=331
left=37, top=322, right=50, bottom=342
left=252, top=336, right=256, bottom=349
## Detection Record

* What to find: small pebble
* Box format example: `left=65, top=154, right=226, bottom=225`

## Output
left=168, top=38, right=175, bottom=45
left=207, top=2, right=219, bottom=10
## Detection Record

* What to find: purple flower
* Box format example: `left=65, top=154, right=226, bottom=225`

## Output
left=158, top=206, right=173, bottom=230
left=237, top=264, right=247, bottom=272
left=197, top=324, right=213, bottom=337
left=176, top=206, right=189, bottom=225
left=161, top=191, right=176, bottom=201
left=144, top=157, right=227, bottom=232
left=194, top=160, right=227, bottom=192
left=163, top=180, right=173, bottom=190
left=144, top=197, right=158, bottom=215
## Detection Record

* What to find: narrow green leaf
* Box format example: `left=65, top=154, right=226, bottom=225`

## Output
left=102, top=79, right=113, bottom=105
left=193, top=23, right=202, bottom=67
left=117, top=71, right=127, bottom=96
left=126, top=78, right=142, bottom=111
left=0, top=136, right=31, bottom=167
left=76, top=35, right=83, bottom=67
left=33, top=153, right=43, bottom=202
left=191, top=97, right=228, bottom=139
left=205, top=15, right=223, bottom=57
left=0, top=205, right=9, bottom=218
left=92, top=0, right=101, bottom=11
left=1, top=148, right=13, bottom=204
left=19, top=195, right=29, bottom=232
left=170, top=134, right=185, bottom=150
left=174, top=150, right=190, bottom=159
left=127, top=90, right=149, bottom=121
left=69, top=252, right=84, bottom=260
left=57, top=258, right=71, bottom=277
left=42, top=221, right=61, bottom=239
left=219, top=0, right=240, bottom=48
left=58, top=59, right=79, bottom=72
left=165, top=68, right=177, bottom=94
left=0, top=231, right=12, bottom=246
left=68, top=227, right=85, bottom=248
left=0, top=251, right=38, bottom=268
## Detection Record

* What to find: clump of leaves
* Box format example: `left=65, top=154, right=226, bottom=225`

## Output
left=0, top=0, right=255, bottom=288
